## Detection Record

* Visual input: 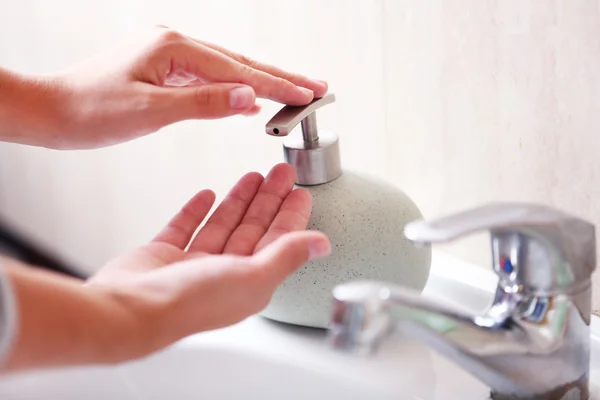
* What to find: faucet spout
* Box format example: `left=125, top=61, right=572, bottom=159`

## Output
left=330, top=281, right=530, bottom=355
left=329, top=280, right=591, bottom=400
left=328, top=203, right=596, bottom=399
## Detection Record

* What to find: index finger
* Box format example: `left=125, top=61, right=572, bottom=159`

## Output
left=181, top=39, right=317, bottom=105
left=194, top=39, right=329, bottom=98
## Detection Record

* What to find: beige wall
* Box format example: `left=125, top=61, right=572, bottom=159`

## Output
left=2, top=1, right=600, bottom=309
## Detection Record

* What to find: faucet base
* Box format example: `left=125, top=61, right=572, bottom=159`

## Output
left=490, top=373, right=588, bottom=400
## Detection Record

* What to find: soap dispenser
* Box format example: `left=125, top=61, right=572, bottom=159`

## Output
left=261, top=93, right=432, bottom=328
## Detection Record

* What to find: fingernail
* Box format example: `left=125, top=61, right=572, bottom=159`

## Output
left=230, top=86, right=255, bottom=110
left=309, top=238, right=331, bottom=261
left=316, top=80, right=328, bottom=86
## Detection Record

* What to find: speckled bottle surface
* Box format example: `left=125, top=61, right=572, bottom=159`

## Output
left=260, top=169, right=432, bottom=328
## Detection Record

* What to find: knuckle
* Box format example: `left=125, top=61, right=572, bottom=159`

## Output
left=239, top=54, right=258, bottom=69
left=239, top=63, right=255, bottom=76
left=269, top=76, right=291, bottom=97
left=273, top=76, right=288, bottom=86
left=194, top=87, right=213, bottom=108
left=155, top=27, right=184, bottom=44
left=285, top=71, right=302, bottom=82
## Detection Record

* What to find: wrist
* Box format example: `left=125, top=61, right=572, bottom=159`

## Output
left=86, top=282, right=174, bottom=360
left=0, top=67, right=72, bottom=148
left=1, top=265, right=154, bottom=372
left=77, top=284, right=159, bottom=364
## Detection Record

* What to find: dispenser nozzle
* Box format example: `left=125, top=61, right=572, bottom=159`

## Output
left=264, top=93, right=341, bottom=186
left=265, top=93, right=335, bottom=139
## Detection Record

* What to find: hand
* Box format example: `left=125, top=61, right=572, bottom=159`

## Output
left=47, top=25, right=328, bottom=149
left=86, top=163, right=330, bottom=358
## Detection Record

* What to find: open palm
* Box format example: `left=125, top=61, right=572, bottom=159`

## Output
left=84, top=163, right=329, bottom=351
left=91, top=163, right=312, bottom=282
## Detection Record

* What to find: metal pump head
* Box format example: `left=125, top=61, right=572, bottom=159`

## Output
left=265, top=93, right=341, bottom=186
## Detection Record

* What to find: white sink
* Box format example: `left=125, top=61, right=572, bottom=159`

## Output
left=2, top=251, right=600, bottom=399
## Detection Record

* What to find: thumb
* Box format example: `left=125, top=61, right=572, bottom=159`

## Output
left=252, top=231, right=331, bottom=287
left=162, top=83, right=257, bottom=121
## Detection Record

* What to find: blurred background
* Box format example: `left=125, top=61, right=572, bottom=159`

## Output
left=1, top=0, right=599, bottom=305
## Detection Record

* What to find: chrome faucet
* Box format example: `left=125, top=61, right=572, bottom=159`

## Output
left=328, top=202, right=596, bottom=400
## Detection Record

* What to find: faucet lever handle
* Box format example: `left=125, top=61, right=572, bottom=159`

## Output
left=265, top=93, right=335, bottom=141
left=404, top=202, right=596, bottom=292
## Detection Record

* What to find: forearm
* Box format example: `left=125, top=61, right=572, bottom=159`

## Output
left=0, top=67, right=69, bottom=148
left=0, top=257, right=150, bottom=373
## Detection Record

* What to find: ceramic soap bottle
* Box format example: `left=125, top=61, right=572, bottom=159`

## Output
left=260, top=93, right=431, bottom=328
